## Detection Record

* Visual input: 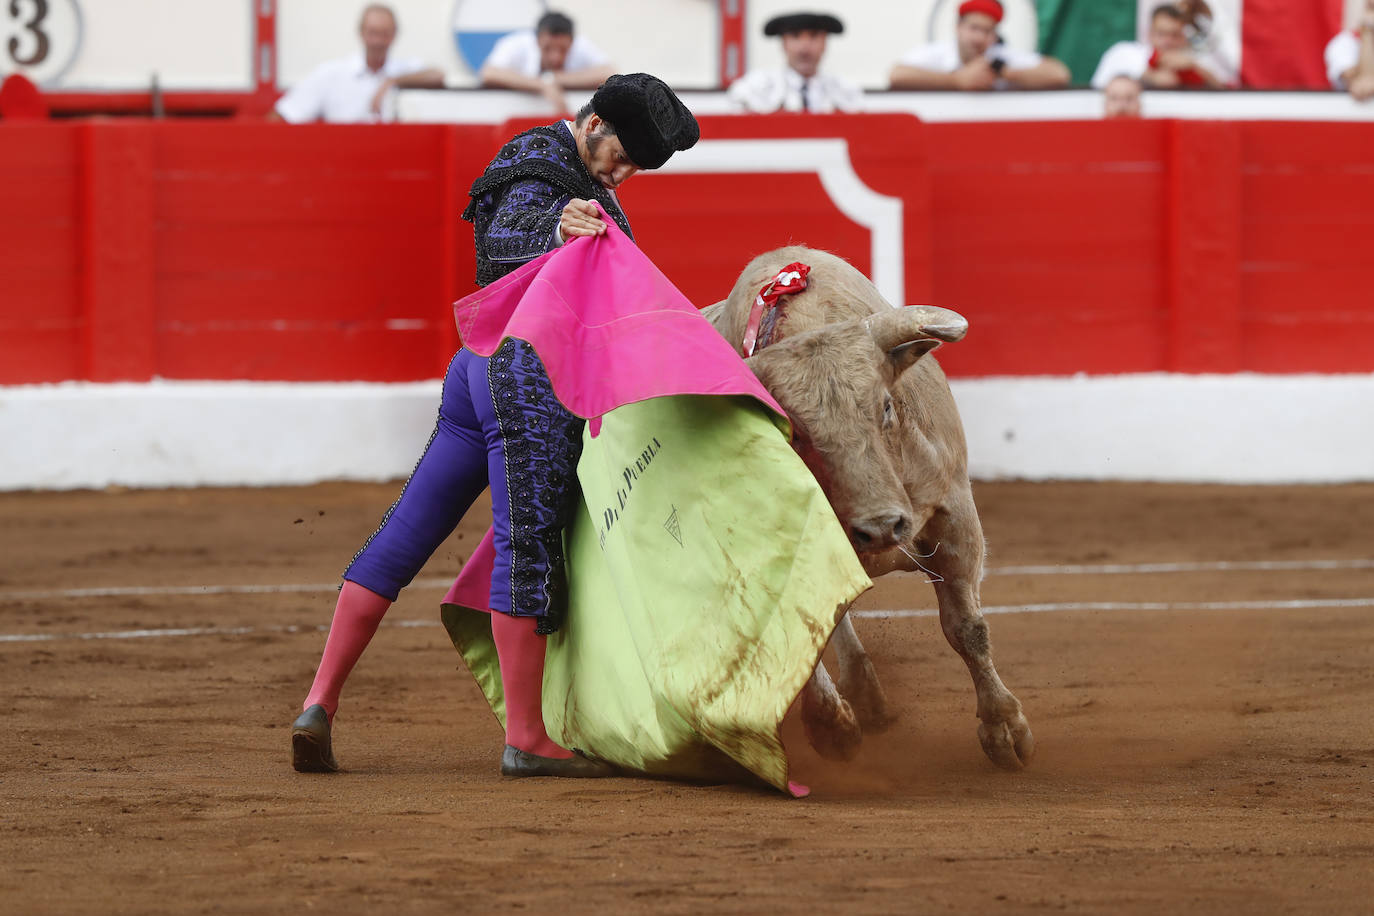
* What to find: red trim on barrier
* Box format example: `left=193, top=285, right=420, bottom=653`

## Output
left=719, top=0, right=746, bottom=87
left=78, top=123, right=156, bottom=381
left=1166, top=120, right=1242, bottom=372
left=43, top=92, right=264, bottom=118
left=250, top=0, right=280, bottom=117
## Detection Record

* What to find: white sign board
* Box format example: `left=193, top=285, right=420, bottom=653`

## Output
left=3, top=0, right=252, bottom=90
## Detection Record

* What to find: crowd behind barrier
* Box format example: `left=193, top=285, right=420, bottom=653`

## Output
left=254, top=0, right=1374, bottom=120
left=5, top=2, right=1374, bottom=121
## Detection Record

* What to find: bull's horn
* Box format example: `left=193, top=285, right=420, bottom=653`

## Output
left=864, top=305, right=969, bottom=349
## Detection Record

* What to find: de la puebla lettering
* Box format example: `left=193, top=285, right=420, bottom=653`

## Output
left=597, top=437, right=662, bottom=548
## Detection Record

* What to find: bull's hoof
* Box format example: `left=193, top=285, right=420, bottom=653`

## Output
left=801, top=691, right=863, bottom=761
left=839, top=657, right=899, bottom=734
left=977, top=713, right=1035, bottom=771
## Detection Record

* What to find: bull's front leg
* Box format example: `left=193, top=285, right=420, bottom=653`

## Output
left=830, top=612, right=897, bottom=732
left=800, top=658, right=863, bottom=761
left=923, top=498, right=1034, bottom=770
left=934, top=578, right=1034, bottom=769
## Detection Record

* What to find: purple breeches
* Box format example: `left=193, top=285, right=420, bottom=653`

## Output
left=343, top=341, right=583, bottom=631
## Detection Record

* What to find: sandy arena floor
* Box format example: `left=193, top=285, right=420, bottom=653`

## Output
left=2, top=481, right=1372, bottom=914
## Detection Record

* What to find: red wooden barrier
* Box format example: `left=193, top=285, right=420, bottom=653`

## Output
left=2, top=116, right=1373, bottom=384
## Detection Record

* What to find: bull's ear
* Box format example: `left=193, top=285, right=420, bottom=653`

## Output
left=889, top=338, right=942, bottom=376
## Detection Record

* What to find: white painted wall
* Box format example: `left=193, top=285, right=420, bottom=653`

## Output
left=7, top=0, right=253, bottom=89
left=4, top=375, right=1373, bottom=490
left=2, top=381, right=441, bottom=490
left=955, top=374, right=1374, bottom=483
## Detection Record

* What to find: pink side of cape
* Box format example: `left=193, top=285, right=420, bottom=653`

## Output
left=447, top=208, right=783, bottom=613
left=453, top=206, right=782, bottom=420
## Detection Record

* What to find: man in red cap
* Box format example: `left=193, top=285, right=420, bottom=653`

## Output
left=888, top=0, right=1069, bottom=91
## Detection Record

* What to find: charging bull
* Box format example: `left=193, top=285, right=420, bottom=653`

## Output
left=701, top=247, right=1034, bottom=770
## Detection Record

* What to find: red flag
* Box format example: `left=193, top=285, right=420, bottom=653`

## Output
left=1241, top=0, right=1343, bottom=89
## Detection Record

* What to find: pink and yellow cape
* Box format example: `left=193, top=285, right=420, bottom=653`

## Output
left=440, top=211, right=869, bottom=795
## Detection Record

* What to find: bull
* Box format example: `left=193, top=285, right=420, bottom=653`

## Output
left=701, top=246, right=1034, bottom=770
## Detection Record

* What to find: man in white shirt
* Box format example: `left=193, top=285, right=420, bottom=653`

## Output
left=479, top=11, right=617, bottom=115
left=1091, top=3, right=1224, bottom=90
left=889, top=0, right=1069, bottom=91
left=273, top=4, right=444, bottom=124
left=727, top=12, right=863, bottom=114
left=1326, top=0, right=1374, bottom=101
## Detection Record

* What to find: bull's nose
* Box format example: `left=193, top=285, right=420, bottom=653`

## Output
left=849, top=513, right=911, bottom=552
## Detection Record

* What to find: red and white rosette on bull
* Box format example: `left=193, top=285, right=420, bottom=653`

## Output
left=741, top=262, right=810, bottom=357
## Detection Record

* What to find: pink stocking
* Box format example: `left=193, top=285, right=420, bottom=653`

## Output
left=302, top=581, right=392, bottom=720
left=490, top=611, right=571, bottom=758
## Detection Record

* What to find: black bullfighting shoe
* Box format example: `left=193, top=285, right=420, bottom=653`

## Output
left=500, top=745, right=616, bottom=778
left=291, top=704, right=339, bottom=773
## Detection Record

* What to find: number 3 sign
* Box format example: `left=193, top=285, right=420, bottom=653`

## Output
left=3, top=0, right=82, bottom=85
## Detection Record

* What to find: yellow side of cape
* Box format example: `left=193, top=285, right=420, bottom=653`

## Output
left=442, top=394, right=870, bottom=792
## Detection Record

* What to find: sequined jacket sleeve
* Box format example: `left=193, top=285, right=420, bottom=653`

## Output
left=472, top=177, right=570, bottom=281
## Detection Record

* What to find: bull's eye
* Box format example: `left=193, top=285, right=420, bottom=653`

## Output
left=882, top=394, right=895, bottom=426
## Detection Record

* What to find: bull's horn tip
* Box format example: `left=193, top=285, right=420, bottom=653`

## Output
left=920, top=325, right=966, bottom=342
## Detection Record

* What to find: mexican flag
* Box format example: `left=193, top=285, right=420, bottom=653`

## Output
left=1038, top=0, right=1344, bottom=89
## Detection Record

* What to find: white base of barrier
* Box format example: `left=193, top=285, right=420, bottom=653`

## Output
left=3, top=380, right=442, bottom=491
left=3, top=374, right=1372, bottom=490
left=955, top=373, right=1374, bottom=483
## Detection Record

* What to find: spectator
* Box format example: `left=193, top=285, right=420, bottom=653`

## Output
left=889, top=0, right=1070, bottom=91
left=1103, top=74, right=1143, bottom=118
left=272, top=4, right=444, bottom=123
left=1091, top=3, right=1224, bottom=90
left=479, top=11, right=617, bottom=115
left=1174, top=0, right=1238, bottom=86
left=727, top=12, right=863, bottom=113
left=1326, top=0, right=1374, bottom=102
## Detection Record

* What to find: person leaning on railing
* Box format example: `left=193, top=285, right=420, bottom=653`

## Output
left=888, top=0, right=1071, bottom=92
left=1326, top=0, right=1374, bottom=102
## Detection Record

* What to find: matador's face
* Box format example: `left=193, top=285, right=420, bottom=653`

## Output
left=579, top=116, right=641, bottom=190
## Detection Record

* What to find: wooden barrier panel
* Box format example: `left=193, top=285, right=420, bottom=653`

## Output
left=2, top=116, right=1373, bottom=384
left=920, top=120, right=1170, bottom=377
left=1240, top=121, right=1374, bottom=373
left=0, top=124, right=81, bottom=383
